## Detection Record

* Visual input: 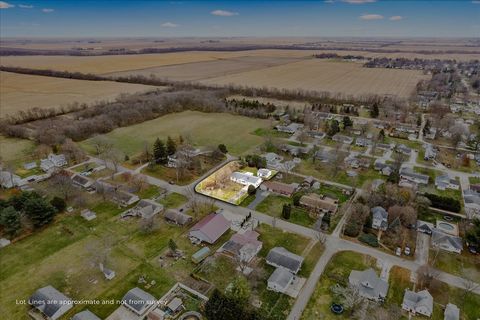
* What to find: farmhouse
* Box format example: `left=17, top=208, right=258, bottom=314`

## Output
left=121, top=287, right=156, bottom=316
left=230, top=171, right=262, bottom=188
left=189, top=213, right=230, bottom=244
left=431, top=229, right=463, bottom=254
left=402, top=289, right=433, bottom=317
left=332, top=134, right=354, bottom=145
left=260, top=180, right=298, bottom=197
left=435, top=175, right=460, bottom=191
left=71, top=174, right=94, bottom=189
left=299, top=193, right=338, bottom=215
left=400, top=167, right=429, bottom=185
left=29, top=285, right=73, bottom=320
left=266, top=247, right=304, bottom=274
left=219, top=230, right=262, bottom=263
left=348, top=268, right=388, bottom=302
left=267, top=267, right=295, bottom=294
left=40, top=154, right=67, bottom=172
left=371, top=206, right=388, bottom=231
left=164, top=209, right=193, bottom=226
left=72, top=309, right=101, bottom=320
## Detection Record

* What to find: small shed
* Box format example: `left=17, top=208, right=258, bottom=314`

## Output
left=191, top=247, right=211, bottom=264
left=166, top=297, right=183, bottom=313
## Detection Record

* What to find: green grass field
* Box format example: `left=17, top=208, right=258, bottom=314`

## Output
left=0, top=135, right=35, bottom=165
left=256, top=195, right=316, bottom=227
left=386, top=266, right=412, bottom=305
left=81, top=111, right=272, bottom=156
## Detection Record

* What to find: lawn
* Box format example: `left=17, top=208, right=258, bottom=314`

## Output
left=386, top=266, right=412, bottom=305
left=253, top=127, right=291, bottom=138
left=429, top=249, right=480, bottom=280
left=0, top=135, right=35, bottom=165
left=70, top=161, right=102, bottom=173
left=298, top=242, right=324, bottom=278
left=257, top=223, right=310, bottom=258
left=136, top=184, right=163, bottom=199
left=301, top=251, right=377, bottom=320
left=315, top=184, right=351, bottom=203
left=158, top=192, right=188, bottom=209
left=256, top=195, right=316, bottom=227
left=81, top=111, right=272, bottom=156
left=469, top=176, right=480, bottom=184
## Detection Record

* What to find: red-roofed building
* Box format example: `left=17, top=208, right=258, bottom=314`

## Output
left=189, top=213, right=230, bottom=244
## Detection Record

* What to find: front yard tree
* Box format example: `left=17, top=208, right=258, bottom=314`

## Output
left=218, top=144, right=228, bottom=154
left=282, top=204, right=291, bottom=220
left=247, top=185, right=256, bottom=196
left=24, top=197, right=56, bottom=228
left=50, top=172, right=75, bottom=201
left=0, top=206, right=22, bottom=237
left=225, top=276, right=251, bottom=306
left=327, top=120, right=340, bottom=137
left=166, top=136, right=177, bottom=156
left=153, top=138, right=167, bottom=164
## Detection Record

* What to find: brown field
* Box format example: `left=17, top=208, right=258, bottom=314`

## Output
left=0, top=71, right=159, bottom=117
left=106, top=55, right=304, bottom=80
left=201, top=59, right=430, bottom=98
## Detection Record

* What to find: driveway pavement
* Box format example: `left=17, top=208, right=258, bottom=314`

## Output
left=415, top=232, right=430, bottom=266
left=247, top=190, right=269, bottom=210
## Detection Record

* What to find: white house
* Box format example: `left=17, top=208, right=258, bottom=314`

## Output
left=0, top=171, right=24, bottom=189
left=230, top=172, right=262, bottom=188
left=257, top=168, right=272, bottom=179
left=40, top=154, right=67, bottom=172
left=435, top=175, right=460, bottom=191
left=348, top=268, right=388, bottom=302
left=402, top=289, right=433, bottom=317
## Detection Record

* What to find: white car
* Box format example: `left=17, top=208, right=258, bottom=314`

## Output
left=395, top=247, right=401, bottom=256
left=404, top=246, right=411, bottom=256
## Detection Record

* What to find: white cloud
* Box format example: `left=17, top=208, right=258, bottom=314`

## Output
left=342, top=0, right=377, bottom=4
left=360, top=14, right=384, bottom=20
left=0, top=1, right=14, bottom=9
left=19, top=4, right=34, bottom=8
left=42, top=8, right=54, bottom=13
left=389, top=15, right=403, bottom=21
left=161, top=22, right=179, bottom=28
left=211, top=9, right=238, bottom=16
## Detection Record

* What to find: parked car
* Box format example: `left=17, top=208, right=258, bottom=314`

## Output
left=404, top=246, right=411, bottom=256
left=395, top=247, right=401, bottom=256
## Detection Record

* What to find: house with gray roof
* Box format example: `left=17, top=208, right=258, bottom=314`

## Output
left=112, top=190, right=140, bottom=207
left=266, top=247, right=304, bottom=274
left=0, top=171, right=24, bottom=189
left=348, top=268, right=388, bottom=302
left=400, top=167, right=429, bottom=185
left=402, top=289, right=433, bottom=317
left=267, top=267, right=295, bottom=293
left=189, top=213, right=230, bottom=244
left=355, top=137, right=372, bottom=147
left=373, top=160, right=394, bottom=176
left=463, top=190, right=480, bottom=219
left=164, top=209, right=193, bottom=226
left=275, top=123, right=303, bottom=134
left=431, top=229, right=463, bottom=254
left=71, top=174, right=94, bottom=189
left=424, top=144, right=438, bottom=161
left=72, top=309, right=101, bottom=320
left=417, top=220, right=434, bottom=235
left=435, top=175, right=460, bottom=191
left=332, top=134, right=354, bottom=145
left=396, top=144, right=412, bottom=155
left=371, top=206, right=388, bottom=231
left=123, top=199, right=164, bottom=219
left=121, top=287, right=156, bottom=316
left=444, top=303, right=459, bottom=320
left=29, top=285, right=73, bottom=320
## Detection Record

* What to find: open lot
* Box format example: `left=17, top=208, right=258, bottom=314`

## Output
left=0, top=135, right=35, bottom=164
left=81, top=111, right=272, bottom=156
left=0, top=71, right=158, bottom=117
left=202, top=59, right=430, bottom=98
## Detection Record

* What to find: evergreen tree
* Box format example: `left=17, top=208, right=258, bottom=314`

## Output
left=168, top=239, right=177, bottom=253
left=50, top=196, right=66, bottom=212
left=282, top=204, right=291, bottom=220
left=370, top=103, right=380, bottom=118
left=24, top=197, right=56, bottom=228
left=166, top=136, right=177, bottom=156
left=342, top=116, right=353, bottom=129
left=153, top=138, right=167, bottom=164
left=327, top=120, right=340, bottom=136
left=218, top=144, right=228, bottom=154
left=0, top=206, right=22, bottom=236
left=378, top=129, right=385, bottom=141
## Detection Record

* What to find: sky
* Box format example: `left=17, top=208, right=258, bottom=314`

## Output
left=0, top=0, right=479, bottom=38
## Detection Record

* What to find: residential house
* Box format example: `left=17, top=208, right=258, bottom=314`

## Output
left=348, top=268, right=389, bottom=302
left=373, top=159, right=393, bottom=176
left=299, top=193, right=339, bottom=215
left=402, top=289, right=433, bottom=317
left=435, top=175, right=460, bottom=191
left=40, top=154, right=67, bottom=172
left=431, top=229, right=463, bottom=254
left=112, top=190, right=140, bottom=207
left=219, top=230, right=262, bottom=263
left=0, top=171, right=24, bottom=189
left=121, top=287, right=156, bottom=316
left=72, top=310, right=101, bottom=320
left=263, top=152, right=284, bottom=169
left=164, top=209, right=193, bottom=226
left=267, top=267, right=295, bottom=294
left=332, top=134, right=354, bottom=145
left=280, top=144, right=312, bottom=157
left=257, top=168, right=272, bottom=179
left=260, top=181, right=298, bottom=197
left=266, top=247, right=304, bottom=274
left=275, top=123, right=303, bottom=134
left=189, top=213, right=230, bottom=244
left=400, top=167, right=429, bottom=185
left=417, top=220, right=434, bottom=235
left=71, top=174, right=94, bottom=189
left=396, top=144, right=412, bottom=155
left=371, top=206, right=388, bottom=231
left=376, top=143, right=395, bottom=150
left=424, top=128, right=437, bottom=140
left=230, top=172, right=262, bottom=188
left=355, top=137, right=372, bottom=147
left=29, top=285, right=73, bottom=320
left=123, top=199, right=164, bottom=219
left=167, top=147, right=203, bottom=168
left=463, top=190, right=480, bottom=219
left=444, top=303, right=459, bottom=320
left=423, top=144, right=438, bottom=161
left=314, top=149, right=334, bottom=163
